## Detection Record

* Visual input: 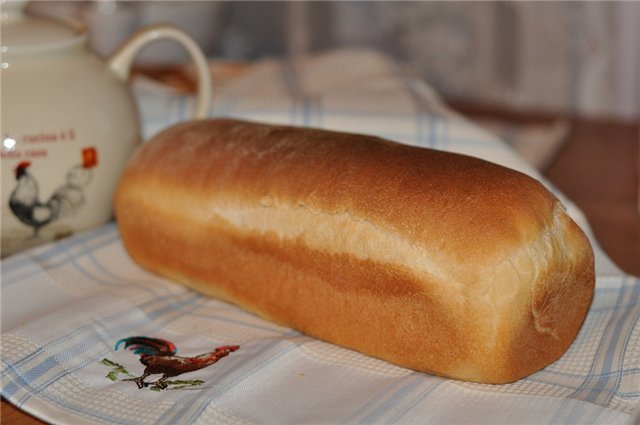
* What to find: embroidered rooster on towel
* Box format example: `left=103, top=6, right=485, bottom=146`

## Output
left=115, top=336, right=239, bottom=389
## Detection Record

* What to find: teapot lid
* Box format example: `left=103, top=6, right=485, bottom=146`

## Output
left=1, top=0, right=86, bottom=53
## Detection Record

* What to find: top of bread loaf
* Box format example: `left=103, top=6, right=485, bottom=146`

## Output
left=132, top=118, right=562, bottom=280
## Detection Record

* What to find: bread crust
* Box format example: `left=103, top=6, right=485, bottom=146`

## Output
left=115, top=119, right=595, bottom=383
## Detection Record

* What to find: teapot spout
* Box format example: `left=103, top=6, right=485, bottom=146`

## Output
left=108, top=24, right=212, bottom=119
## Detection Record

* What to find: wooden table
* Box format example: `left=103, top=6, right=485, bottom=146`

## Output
left=3, top=109, right=638, bottom=424
left=545, top=119, right=640, bottom=276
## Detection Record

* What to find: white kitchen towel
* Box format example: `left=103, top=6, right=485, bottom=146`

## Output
left=2, top=48, right=638, bottom=424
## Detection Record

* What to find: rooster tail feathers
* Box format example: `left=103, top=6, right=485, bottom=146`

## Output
left=115, top=336, right=178, bottom=356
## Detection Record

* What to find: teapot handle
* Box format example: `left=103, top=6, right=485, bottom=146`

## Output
left=108, top=24, right=212, bottom=118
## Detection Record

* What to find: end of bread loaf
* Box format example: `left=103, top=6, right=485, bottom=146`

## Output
left=454, top=202, right=594, bottom=383
left=114, top=118, right=595, bottom=384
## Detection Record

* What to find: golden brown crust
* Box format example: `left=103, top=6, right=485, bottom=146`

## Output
left=114, top=118, right=595, bottom=383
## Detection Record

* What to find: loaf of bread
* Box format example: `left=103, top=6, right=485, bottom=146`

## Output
left=114, top=118, right=595, bottom=384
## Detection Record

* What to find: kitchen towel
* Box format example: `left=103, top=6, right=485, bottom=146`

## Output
left=2, top=48, right=638, bottom=425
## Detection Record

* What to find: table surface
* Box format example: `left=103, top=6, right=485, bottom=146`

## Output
left=2, top=105, right=638, bottom=424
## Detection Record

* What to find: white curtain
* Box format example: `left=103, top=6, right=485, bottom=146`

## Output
left=325, top=1, right=639, bottom=121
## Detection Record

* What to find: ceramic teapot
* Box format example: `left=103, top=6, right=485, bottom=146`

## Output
left=1, top=0, right=212, bottom=256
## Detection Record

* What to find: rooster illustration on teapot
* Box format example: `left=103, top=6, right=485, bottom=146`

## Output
left=8, top=148, right=97, bottom=238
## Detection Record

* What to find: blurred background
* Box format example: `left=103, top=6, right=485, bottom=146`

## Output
left=26, top=0, right=640, bottom=275
left=28, top=1, right=639, bottom=121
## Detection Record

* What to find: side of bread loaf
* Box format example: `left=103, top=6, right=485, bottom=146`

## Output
left=114, top=119, right=594, bottom=384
